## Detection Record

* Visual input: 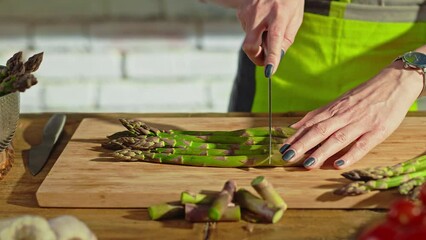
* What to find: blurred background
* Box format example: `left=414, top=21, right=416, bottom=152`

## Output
left=1, top=0, right=244, bottom=113
left=2, top=0, right=425, bottom=113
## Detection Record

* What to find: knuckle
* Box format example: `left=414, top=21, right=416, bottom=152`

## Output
left=326, top=106, right=339, bottom=117
left=242, top=42, right=258, bottom=54
left=283, top=35, right=295, bottom=45
left=302, top=120, right=315, bottom=128
left=294, top=141, right=306, bottom=153
left=268, top=28, right=282, bottom=39
left=312, top=123, right=328, bottom=136
left=332, top=131, right=347, bottom=143
left=267, top=51, right=281, bottom=60
left=355, top=140, right=368, bottom=153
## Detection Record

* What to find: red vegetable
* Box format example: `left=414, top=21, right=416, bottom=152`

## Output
left=358, top=220, right=400, bottom=240
left=394, top=226, right=426, bottom=240
left=420, top=183, right=426, bottom=206
left=387, top=199, right=423, bottom=226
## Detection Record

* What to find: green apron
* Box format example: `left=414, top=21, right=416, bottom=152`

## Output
left=251, top=2, right=426, bottom=113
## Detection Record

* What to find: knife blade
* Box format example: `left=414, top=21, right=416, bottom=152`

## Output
left=262, top=32, right=285, bottom=164
left=268, top=75, right=272, bottom=164
left=28, top=114, right=66, bottom=176
left=261, top=32, right=273, bottom=164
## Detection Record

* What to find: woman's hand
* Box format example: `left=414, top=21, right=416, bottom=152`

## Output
left=237, top=0, right=304, bottom=73
left=279, top=60, right=425, bottom=169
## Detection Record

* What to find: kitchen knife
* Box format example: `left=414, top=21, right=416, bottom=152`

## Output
left=262, top=32, right=285, bottom=164
left=261, top=32, right=273, bottom=164
left=28, top=114, right=66, bottom=176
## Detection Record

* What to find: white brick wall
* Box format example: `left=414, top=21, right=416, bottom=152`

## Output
left=105, top=0, right=161, bottom=19
left=201, top=22, right=245, bottom=51
left=36, top=52, right=122, bottom=80
left=0, top=1, right=245, bottom=113
left=89, top=22, right=197, bottom=51
left=98, top=80, right=210, bottom=112
left=20, top=87, right=43, bottom=113
left=0, top=0, right=104, bottom=20
left=43, top=82, right=98, bottom=111
left=209, top=80, right=234, bottom=112
left=126, top=50, right=238, bottom=79
left=164, top=0, right=236, bottom=20
left=33, top=24, right=90, bottom=51
left=0, top=24, right=28, bottom=52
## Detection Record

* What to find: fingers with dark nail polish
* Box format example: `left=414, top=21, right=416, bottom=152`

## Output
left=265, top=64, right=274, bottom=78
left=335, top=159, right=345, bottom=167
left=279, top=144, right=290, bottom=154
left=282, top=149, right=295, bottom=161
left=280, top=49, right=285, bottom=60
left=303, top=157, right=316, bottom=168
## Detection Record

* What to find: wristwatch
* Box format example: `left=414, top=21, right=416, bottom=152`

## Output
left=394, top=51, right=426, bottom=90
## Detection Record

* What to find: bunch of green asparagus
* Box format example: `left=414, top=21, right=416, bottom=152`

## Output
left=102, top=119, right=296, bottom=167
left=334, top=155, right=426, bottom=199
left=148, top=176, right=287, bottom=223
left=0, top=51, right=43, bottom=97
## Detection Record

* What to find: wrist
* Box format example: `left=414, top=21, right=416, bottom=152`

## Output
left=390, top=52, right=426, bottom=96
left=390, top=56, right=425, bottom=98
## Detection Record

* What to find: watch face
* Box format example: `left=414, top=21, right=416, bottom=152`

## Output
left=403, top=51, right=426, bottom=68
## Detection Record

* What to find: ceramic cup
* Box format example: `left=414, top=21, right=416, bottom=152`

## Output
left=0, top=92, right=20, bottom=152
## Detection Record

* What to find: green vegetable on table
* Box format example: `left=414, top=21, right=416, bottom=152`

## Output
left=102, top=119, right=297, bottom=167
left=335, top=155, right=426, bottom=198
left=234, top=188, right=284, bottom=224
left=113, top=148, right=287, bottom=167
left=342, top=155, right=426, bottom=181
left=119, top=118, right=295, bottom=138
left=148, top=176, right=286, bottom=224
left=208, top=180, right=237, bottom=221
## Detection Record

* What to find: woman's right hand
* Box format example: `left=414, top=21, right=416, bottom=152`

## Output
left=237, top=0, right=304, bottom=74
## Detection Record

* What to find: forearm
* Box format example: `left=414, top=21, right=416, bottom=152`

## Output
left=199, top=0, right=243, bottom=8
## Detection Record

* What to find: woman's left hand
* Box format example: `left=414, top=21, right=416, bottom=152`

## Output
left=279, top=60, right=424, bottom=169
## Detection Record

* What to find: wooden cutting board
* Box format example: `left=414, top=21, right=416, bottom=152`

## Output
left=36, top=117, right=426, bottom=209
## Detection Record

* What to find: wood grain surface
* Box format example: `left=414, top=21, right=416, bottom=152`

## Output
left=1, top=113, right=404, bottom=239
left=36, top=116, right=426, bottom=209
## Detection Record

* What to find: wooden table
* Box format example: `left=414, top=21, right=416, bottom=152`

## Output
left=2, top=112, right=407, bottom=240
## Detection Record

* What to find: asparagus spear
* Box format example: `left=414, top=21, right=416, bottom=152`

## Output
left=185, top=204, right=241, bottom=222
left=153, top=147, right=268, bottom=156
left=24, top=52, right=44, bottom=73
left=398, top=176, right=426, bottom=195
left=119, top=118, right=295, bottom=138
left=0, top=66, right=8, bottom=80
left=117, top=133, right=284, bottom=145
left=103, top=136, right=271, bottom=151
left=113, top=149, right=287, bottom=167
left=406, top=185, right=423, bottom=200
left=234, top=188, right=284, bottom=223
left=341, top=155, right=426, bottom=181
left=0, top=52, right=43, bottom=97
left=181, top=191, right=216, bottom=205
left=334, top=170, right=426, bottom=196
left=148, top=203, right=185, bottom=220
left=208, top=180, right=237, bottom=221
left=251, top=176, right=287, bottom=209
left=6, top=51, right=25, bottom=76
